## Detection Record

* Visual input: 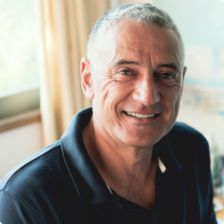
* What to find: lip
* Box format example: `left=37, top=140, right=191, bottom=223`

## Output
left=123, top=110, right=162, bottom=125
left=124, top=111, right=161, bottom=119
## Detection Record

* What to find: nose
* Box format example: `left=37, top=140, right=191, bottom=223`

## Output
left=133, top=75, right=160, bottom=105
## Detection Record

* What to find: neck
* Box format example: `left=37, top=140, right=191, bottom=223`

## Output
left=82, top=120, right=155, bottom=185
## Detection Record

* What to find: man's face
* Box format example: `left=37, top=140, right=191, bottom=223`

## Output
left=82, top=21, right=186, bottom=149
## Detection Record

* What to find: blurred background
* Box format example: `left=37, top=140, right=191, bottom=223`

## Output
left=0, top=0, right=224, bottom=212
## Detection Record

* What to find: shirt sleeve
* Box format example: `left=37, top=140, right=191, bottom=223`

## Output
left=0, top=189, right=45, bottom=224
left=197, top=138, right=218, bottom=224
left=204, top=174, right=218, bottom=224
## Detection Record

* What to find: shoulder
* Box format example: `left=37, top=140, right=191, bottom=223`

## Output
left=168, top=122, right=210, bottom=163
left=169, top=121, right=209, bottom=148
left=0, top=140, right=66, bottom=197
left=0, top=141, right=79, bottom=222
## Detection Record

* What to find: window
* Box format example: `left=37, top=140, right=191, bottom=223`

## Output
left=114, top=0, right=224, bottom=202
left=153, top=0, right=224, bottom=202
left=0, top=0, right=40, bottom=128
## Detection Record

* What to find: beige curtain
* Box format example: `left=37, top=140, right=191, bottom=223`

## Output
left=38, top=0, right=110, bottom=145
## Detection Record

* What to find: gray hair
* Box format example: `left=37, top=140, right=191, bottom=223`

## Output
left=87, top=2, right=184, bottom=63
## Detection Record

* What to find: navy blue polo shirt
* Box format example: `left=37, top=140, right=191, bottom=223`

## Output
left=0, top=108, right=217, bottom=223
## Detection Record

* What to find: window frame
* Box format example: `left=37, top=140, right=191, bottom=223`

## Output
left=0, top=88, right=41, bottom=132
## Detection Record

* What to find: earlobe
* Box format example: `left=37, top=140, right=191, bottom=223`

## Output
left=180, top=66, right=187, bottom=95
left=80, top=58, right=94, bottom=99
left=183, top=66, right=187, bottom=79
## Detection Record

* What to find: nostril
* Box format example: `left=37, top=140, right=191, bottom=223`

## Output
left=133, top=80, right=160, bottom=105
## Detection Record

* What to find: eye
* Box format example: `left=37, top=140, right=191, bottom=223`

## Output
left=119, top=69, right=136, bottom=76
left=113, top=68, right=137, bottom=82
left=155, top=72, right=177, bottom=86
left=160, top=72, right=176, bottom=80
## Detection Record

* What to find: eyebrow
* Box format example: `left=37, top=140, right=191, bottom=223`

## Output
left=114, top=59, right=180, bottom=71
left=115, top=59, right=140, bottom=66
left=158, top=63, right=179, bottom=71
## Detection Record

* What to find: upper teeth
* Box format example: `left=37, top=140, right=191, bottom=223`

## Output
left=126, top=112, right=156, bottom=118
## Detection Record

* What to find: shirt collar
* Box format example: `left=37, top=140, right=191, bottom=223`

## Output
left=61, top=107, right=182, bottom=205
left=158, top=158, right=167, bottom=173
left=154, top=134, right=182, bottom=175
left=61, top=108, right=114, bottom=205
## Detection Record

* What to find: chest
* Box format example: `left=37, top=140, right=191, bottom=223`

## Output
left=113, top=181, right=156, bottom=209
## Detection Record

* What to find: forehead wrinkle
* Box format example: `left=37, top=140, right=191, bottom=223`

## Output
left=114, top=24, right=184, bottom=67
left=112, top=46, right=181, bottom=71
left=106, top=46, right=146, bottom=69
left=117, top=42, right=152, bottom=55
left=95, top=21, right=184, bottom=73
left=115, top=46, right=151, bottom=64
left=116, top=59, right=140, bottom=66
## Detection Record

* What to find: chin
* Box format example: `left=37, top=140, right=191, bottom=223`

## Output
left=120, top=133, right=164, bottom=148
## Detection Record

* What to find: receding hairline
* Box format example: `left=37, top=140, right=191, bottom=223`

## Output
left=86, top=3, right=185, bottom=62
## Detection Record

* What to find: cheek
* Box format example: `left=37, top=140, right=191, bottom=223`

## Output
left=93, top=78, right=122, bottom=109
left=172, top=94, right=182, bottom=119
left=163, top=87, right=182, bottom=110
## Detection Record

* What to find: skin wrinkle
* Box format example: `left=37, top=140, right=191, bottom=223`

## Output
left=91, top=66, right=155, bottom=166
left=88, top=21, right=185, bottom=151
left=86, top=119, right=155, bottom=180
left=115, top=22, right=183, bottom=66
left=81, top=19, right=186, bottom=208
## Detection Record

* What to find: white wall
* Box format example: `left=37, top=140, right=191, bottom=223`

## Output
left=0, top=122, right=43, bottom=178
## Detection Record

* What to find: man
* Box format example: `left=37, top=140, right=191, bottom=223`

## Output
left=0, top=3, right=217, bottom=224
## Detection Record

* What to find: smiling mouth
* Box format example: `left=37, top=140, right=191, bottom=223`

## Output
left=124, top=111, right=161, bottom=119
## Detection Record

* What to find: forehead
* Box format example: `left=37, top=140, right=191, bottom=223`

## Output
left=97, top=20, right=183, bottom=68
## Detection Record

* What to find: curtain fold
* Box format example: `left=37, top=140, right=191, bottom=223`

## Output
left=38, top=0, right=110, bottom=145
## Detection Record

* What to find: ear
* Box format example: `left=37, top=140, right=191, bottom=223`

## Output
left=80, top=58, right=94, bottom=99
left=183, top=66, right=187, bottom=79
left=180, top=66, right=187, bottom=95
